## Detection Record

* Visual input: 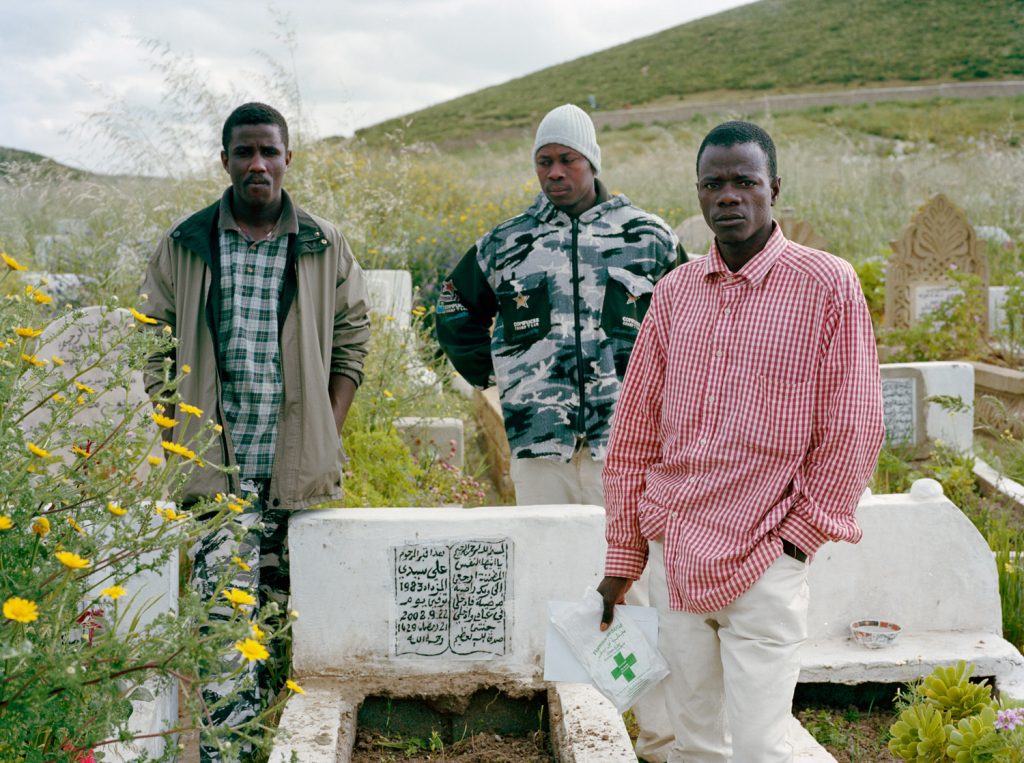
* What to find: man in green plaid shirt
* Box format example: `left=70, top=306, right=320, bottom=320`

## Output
left=141, top=102, right=371, bottom=761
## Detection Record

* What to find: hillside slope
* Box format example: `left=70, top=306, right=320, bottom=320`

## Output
left=361, top=0, right=1024, bottom=144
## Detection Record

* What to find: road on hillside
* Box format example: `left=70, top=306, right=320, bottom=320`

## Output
left=590, top=80, right=1024, bottom=129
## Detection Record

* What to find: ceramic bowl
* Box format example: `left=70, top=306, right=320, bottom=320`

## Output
left=850, top=619, right=902, bottom=649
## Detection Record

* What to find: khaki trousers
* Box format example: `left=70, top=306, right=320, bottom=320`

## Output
left=649, top=539, right=809, bottom=763
left=511, top=449, right=675, bottom=763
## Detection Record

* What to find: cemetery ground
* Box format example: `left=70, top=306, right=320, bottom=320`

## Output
left=3, top=94, right=1024, bottom=760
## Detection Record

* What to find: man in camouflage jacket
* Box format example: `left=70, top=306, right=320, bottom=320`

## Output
left=435, top=104, right=683, bottom=761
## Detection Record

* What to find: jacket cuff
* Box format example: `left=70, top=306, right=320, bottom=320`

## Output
left=330, top=368, right=364, bottom=389
left=604, top=544, right=648, bottom=581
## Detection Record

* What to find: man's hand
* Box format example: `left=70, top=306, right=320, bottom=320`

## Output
left=597, top=576, right=633, bottom=632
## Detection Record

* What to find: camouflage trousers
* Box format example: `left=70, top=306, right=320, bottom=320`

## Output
left=189, top=479, right=290, bottom=762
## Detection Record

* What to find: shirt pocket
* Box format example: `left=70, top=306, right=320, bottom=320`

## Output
left=600, top=267, right=655, bottom=341
left=496, top=272, right=552, bottom=346
left=739, top=374, right=814, bottom=458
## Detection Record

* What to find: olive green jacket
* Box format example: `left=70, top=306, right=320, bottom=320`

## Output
left=140, top=189, right=371, bottom=509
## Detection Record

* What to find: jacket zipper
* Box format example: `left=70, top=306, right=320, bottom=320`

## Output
left=571, top=218, right=586, bottom=436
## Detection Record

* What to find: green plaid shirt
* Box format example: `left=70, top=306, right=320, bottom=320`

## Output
left=218, top=197, right=297, bottom=479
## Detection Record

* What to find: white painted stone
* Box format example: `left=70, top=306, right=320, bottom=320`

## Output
left=365, top=269, right=413, bottom=328
left=289, top=505, right=606, bottom=681
left=269, top=680, right=358, bottom=763
left=803, top=486, right=1024, bottom=700
left=880, top=361, right=974, bottom=452
left=990, top=285, right=1009, bottom=336
left=789, top=715, right=837, bottom=762
left=909, top=477, right=944, bottom=499
left=548, top=682, right=638, bottom=762
left=974, top=457, right=1024, bottom=506
left=393, top=416, right=465, bottom=469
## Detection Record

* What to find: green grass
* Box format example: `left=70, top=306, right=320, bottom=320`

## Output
left=359, top=0, right=1024, bottom=145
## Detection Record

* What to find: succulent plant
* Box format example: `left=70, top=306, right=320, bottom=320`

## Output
left=922, top=661, right=995, bottom=722
left=889, top=702, right=950, bottom=762
left=945, top=706, right=1002, bottom=763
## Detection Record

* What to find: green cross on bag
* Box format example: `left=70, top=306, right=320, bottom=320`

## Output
left=611, top=651, right=638, bottom=682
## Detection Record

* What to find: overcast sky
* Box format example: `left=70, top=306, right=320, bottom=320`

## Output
left=2, top=0, right=753, bottom=173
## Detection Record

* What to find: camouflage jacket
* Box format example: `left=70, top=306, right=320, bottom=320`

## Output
left=436, top=181, right=684, bottom=462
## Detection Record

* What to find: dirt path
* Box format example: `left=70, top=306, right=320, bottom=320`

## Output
left=591, top=79, right=1024, bottom=129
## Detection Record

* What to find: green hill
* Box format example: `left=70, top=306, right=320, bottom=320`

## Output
left=0, top=146, right=83, bottom=178
left=360, top=0, right=1024, bottom=144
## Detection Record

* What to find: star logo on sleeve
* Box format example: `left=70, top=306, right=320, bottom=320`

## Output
left=626, top=292, right=638, bottom=305
left=515, top=291, right=529, bottom=309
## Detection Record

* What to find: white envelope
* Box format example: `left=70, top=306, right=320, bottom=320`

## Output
left=543, top=600, right=660, bottom=683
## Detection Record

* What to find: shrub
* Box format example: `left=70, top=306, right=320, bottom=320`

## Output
left=0, top=257, right=297, bottom=760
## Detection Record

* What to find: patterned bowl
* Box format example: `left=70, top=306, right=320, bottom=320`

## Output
left=850, top=619, right=902, bottom=649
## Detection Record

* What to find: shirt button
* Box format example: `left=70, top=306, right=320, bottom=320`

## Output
left=699, top=437, right=708, bottom=445
left=246, top=266, right=255, bottom=274
left=707, top=394, right=715, bottom=403
left=715, top=351, right=723, bottom=358
left=723, top=308, right=731, bottom=314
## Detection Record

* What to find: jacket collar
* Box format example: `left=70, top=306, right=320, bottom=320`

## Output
left=170, top=188, right=327, bottom=265
left=528, top=178, right=625, bottom=225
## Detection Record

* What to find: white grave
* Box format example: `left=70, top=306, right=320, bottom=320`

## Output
left=880, top=362, right=973, bottom=453
left=364, top=269, right=414, bottom=328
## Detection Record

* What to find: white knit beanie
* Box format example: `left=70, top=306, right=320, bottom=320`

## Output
left=533, top=104, right=601, bottom=174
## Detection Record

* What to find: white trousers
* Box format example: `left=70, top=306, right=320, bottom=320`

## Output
left=649, top=539, right=810, bottom=763
left=511, top=449, right=675, bottom=763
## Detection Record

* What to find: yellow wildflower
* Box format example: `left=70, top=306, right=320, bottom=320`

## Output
left=286, top=679, right=306, bottom=695
left=52, top=394, right=66, bottom=403
left=21, top=354, right=47, bottom=367
left=161, top=441, right=196, bottom=460
left=14, top=327, right=42, bottom=338
left=31, top=516, right=50, bottom=536
left=129, top=307, right=158, bottom=325
left=383, top=389, right=394, bottom=399
left=1, top=253, right=27, bottom=271
left=232, top=555, right=251, bottom=572
left=32, top=291, right=53, bottom=305
left=222, top=588, right=257, bottom=608
left=251, top=622, right=266, bottom=641
left=179, top=402, right=203, bottom=417
left=181, top=364, right=192, bottom=374
left=0, top=516, right=12, bottom=530
left=55, top=550, right=91, bottom=569
left=226, top=502, right=244, bottom=513
left=76, top=395, right=85, bottom=406
left=150, top=412, right=177, bottom=429
left=74, top=381, right=95, bottom=395
left=3, top=597, right=38, bottom=623
left=27, top=442, right=50, bottom=458
left=213, top=424, right=223, bottom=433
left=67, top=517, right=85, bottom=535
left=147, top=455, right=162, bottom=466
left=1005, top=562, right=1017, bottom=576
left=101, top=585, right=127, bottom=600
left=234, top=638, right=269, bottom=662
left=71, top=445, right=90, bottom=458
left=51, top=356, right=64, bottom=366
left=156, top=507, right=187, bottom=522
left=107, top=502, right=127, bottom=517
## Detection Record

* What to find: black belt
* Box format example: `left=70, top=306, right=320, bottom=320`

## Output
left=782, top=539, right=808, bottom=563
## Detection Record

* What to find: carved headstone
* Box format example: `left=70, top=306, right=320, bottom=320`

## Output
left=879, top=366, right=927, bottom=455
left=884, top=194, right=988, bottom=330
left=674, top=214, right=713, bottom=256
left=778, top=211, right=828, bottom=251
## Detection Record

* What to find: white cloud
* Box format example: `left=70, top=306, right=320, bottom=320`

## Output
left=0, top=0, right=753, bottom=172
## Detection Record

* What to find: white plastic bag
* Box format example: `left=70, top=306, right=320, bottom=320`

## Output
left=549, top=588, right=669, bottom=712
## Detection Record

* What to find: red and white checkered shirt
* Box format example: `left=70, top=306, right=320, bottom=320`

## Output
left=603, top=225, right=884, bottom=613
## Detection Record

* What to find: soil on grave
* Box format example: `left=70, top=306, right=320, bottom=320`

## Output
left=793, top=683, right=900, bottom=762
left=351, top=728, right=553, bottom=762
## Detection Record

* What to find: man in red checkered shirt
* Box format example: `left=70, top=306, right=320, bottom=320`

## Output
left=598, top=121, right=884, bottom=762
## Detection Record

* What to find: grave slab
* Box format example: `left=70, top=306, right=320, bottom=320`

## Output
left=880, top=361, right=973, bottom=453
left=393, top=416, right=464, bottom=469
left=803, top=479, right=1024, bottom=701
left=365, top=269, right=413, bottom=328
